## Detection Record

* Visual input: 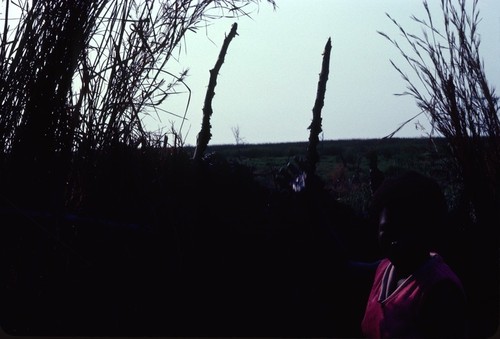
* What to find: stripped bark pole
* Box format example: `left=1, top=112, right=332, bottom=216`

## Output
left=193, top=22, right=238, bottom=161
left=306, top=37, right=331, bottom=176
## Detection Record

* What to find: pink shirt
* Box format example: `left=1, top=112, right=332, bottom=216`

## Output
left=361, top=253, right=464, bottom=338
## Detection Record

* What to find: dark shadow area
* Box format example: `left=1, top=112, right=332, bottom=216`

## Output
left=0, top=147, right=376, bottom=337
left=0, top=145, right=497, bottom=338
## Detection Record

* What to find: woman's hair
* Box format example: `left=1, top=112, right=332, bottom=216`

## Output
left=370, top=170, right=448, bottom=235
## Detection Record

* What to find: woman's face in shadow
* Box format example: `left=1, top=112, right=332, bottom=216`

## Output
left=378, top=207, right=428, bottom=269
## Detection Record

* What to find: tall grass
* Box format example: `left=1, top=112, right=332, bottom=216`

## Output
left=379, top=0, right=500, bottom=230
left=0, top=0, right=276, bottom=208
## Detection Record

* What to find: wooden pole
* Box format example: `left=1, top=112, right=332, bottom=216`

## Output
left=193, top=22, right=238, bottom=161
left=306, top=37, right=332, bottom=176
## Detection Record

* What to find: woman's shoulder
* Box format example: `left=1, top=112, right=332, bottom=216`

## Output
left=425, top=252, right=464, bottom=288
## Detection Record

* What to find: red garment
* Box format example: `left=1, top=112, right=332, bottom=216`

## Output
left=361, top=253, right=464, bottom=338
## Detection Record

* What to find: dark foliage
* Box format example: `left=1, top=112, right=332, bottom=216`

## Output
left=1, top=140, right=498, bottom=337
left=1, top=145, right=377, bottom=337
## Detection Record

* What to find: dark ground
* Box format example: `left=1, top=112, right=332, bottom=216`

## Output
left=0, top=144, right=498, bottom=338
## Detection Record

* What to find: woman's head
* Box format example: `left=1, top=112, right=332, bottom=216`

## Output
left=371, top=171, right=447, bottom=268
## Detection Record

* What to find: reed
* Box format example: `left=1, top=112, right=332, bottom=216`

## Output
left=0, top=0, right=276, bottom=207
left=378, top=0, right=500, bottom=230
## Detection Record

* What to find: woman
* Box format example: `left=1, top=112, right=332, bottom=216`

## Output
left=361, top=171, right=468, bottom=338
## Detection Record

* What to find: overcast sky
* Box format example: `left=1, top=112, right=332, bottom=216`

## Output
left=149, top=0, right=500, bottom=146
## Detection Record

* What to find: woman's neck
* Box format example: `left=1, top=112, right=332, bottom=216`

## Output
left=394, top=251, right=431, bottom=277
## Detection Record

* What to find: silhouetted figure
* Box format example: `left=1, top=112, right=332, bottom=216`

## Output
left=362, top=171, right=467, bottom=338
left=367, top=151, right=384, bottom=194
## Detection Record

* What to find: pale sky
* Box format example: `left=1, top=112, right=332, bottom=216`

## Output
left=149, top=0, right=500, bottom=146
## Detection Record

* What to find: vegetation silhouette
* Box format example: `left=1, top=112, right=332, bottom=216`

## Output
left=0, top=0, right=498, bottom=337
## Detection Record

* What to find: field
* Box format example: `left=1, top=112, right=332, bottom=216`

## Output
left=203, top=137, right=459, bottom=213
